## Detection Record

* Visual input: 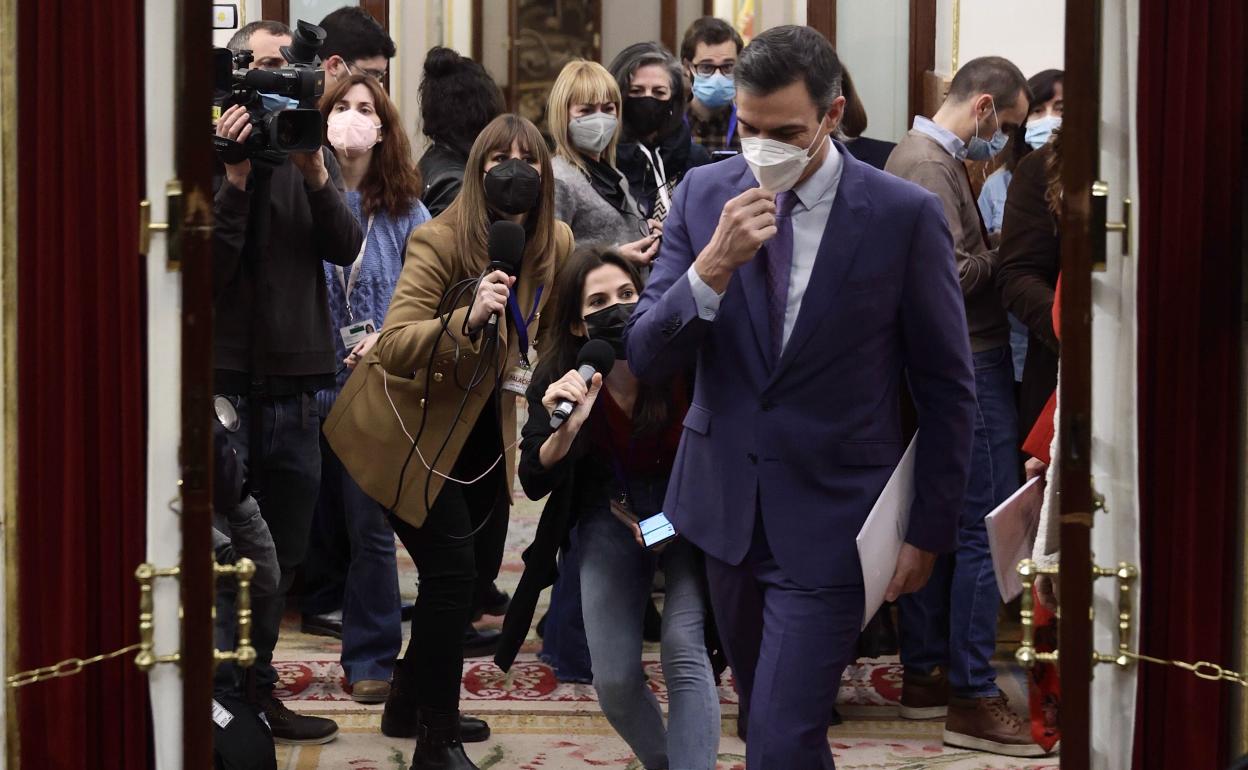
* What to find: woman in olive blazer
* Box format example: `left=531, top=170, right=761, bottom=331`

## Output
left=325, top=114, right=573, bottom=769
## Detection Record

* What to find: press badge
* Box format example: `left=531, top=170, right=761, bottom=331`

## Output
left=501, top=361, right=533, bottom=396
left=339, top=319, right=377, bottom=350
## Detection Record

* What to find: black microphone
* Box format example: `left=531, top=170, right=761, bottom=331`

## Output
left=485, top=220, right=526, bottom=329
left=550, top=339, right=616, bottom=430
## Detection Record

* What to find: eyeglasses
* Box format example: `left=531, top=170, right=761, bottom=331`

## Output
left=693, top=61, right=735, bottom=77
left=346, top=62, right=388, bottom=81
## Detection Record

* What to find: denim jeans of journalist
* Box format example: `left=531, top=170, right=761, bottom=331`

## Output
left=539, top=527, right=594, bottom=683
left=899, top=345, right=1020, bottom=698
left=301, top=429, right=402, bottom=684
left=215, top=393, right=322, bottom=697
left=578, top=475, right=720, bottom=770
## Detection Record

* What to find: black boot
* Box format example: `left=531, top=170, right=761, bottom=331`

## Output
left=382, top=670, right=491, bottom=743
left=409, top=708, right=479, bottom=770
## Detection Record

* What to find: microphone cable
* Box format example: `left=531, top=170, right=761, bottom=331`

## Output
left=386, top=267, right=515, bottom=542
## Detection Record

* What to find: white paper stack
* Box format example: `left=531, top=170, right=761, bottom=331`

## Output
left=856, top=438, right=917, bottom=630
left=985, top=476, right=1045, bottom=602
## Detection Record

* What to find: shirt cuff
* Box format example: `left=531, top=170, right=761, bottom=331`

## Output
left=686, top=265, right=724, bottom=321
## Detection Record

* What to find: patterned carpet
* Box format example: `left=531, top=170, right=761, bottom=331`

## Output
left=272, top=402, right=1054, bottom=768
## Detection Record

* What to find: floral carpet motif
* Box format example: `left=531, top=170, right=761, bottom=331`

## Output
left=272, top=403, right=1048, bottom=767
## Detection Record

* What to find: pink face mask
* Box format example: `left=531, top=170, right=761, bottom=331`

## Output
left=327, top=109, right=381, bottom=157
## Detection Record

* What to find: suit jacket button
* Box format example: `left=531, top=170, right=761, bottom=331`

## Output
left=747, top=453, right=758, bottom=465
left=433, top=372, right=444, bottom=383
left=760, top=398, right=775, bottom=411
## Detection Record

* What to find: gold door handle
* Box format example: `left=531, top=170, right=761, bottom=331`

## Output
left=213, top=558, right=258, bottom=668
left=1015, top=558, right=1138, bottom=670
left=133, top=556, right=258, bottom=672
left=138, top=180, right=184, bottom=271
left=1092, top=180, right=1132, bottom=270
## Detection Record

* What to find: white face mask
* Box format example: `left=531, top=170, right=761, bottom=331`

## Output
left=741, top=120, right=828, bottom=192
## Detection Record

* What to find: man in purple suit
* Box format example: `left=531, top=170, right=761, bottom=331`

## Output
left=625, top=26, right=976, bottom=769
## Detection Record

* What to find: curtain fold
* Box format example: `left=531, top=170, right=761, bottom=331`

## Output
left=1134, top=1, right=1244, bottom=768
left=15, top=0, right=149, bottom=766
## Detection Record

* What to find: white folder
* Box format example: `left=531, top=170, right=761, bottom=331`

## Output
left=984, top=476, right=1044, bottom=602
left=856, top=437, right=917, bottom=630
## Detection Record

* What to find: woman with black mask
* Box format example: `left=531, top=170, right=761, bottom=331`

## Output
left=325, top=114, right=573, bottom=769
left=608, top=42, right=711, bottom=222
left=509, top=245, right=719, bottom=770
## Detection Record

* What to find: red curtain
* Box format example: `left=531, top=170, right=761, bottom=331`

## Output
left=1135, top=1, right=1244, bottom=768
left=15, top=0, right=149, bottom=766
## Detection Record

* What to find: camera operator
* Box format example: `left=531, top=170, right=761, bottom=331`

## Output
left=212, top=19, right=363, bottom=746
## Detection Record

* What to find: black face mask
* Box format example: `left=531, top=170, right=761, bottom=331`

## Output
left=624, top=96, right=674, bottom=138
left=483, top=159, right=542, bottom=215
left=583, top=301, right=637, bottom=360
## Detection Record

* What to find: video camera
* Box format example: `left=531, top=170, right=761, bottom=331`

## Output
left=213, top=20, right=328, bottom=167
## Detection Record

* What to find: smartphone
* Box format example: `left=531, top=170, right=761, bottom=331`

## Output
left=710, top=149, right=740, bottom=162
left=639, top=512, right=677, bottom=549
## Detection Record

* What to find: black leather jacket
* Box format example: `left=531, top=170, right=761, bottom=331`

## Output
left=418, top=141, right=467, bottom=218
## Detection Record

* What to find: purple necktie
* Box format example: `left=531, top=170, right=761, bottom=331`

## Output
left=764, top=190, right=797, bottom=359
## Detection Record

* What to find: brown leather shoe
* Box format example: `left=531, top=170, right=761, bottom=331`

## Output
left=943, top=694, right=1054, bottom=757
left=899, top=667, right=949, bottom=719
left=350, top=679, right=391, bottom=704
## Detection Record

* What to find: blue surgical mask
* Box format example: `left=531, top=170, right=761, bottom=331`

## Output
left=692, top=72, right=735, bottom=110
left=259, top=92, right=300, bottom=112
left=1024, top=115, right=1062, bottom=149
left=966, top=98, right=1007, bottom=161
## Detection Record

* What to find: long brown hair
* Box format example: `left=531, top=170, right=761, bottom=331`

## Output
left=536, top=245, right=672, bottom=436
left=319, top=74, right=422, bottom=218
left=443, top=114, right=558, bottom=278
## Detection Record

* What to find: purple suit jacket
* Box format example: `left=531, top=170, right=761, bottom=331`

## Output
left=625, top=142, right=976, bottom=588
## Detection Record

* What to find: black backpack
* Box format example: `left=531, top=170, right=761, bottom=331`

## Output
left=213, top=694, right=277, bottom=770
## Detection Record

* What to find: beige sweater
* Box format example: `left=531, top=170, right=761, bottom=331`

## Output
left=885, top=131, right=1010, bottom=352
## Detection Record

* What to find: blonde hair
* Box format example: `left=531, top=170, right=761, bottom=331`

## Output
left=547, top=59, right=622, bottom=172
left=443, top=114, right=558, bottom=279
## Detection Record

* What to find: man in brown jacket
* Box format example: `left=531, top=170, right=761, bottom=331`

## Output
left=885, top=57, right=1050, bottom=758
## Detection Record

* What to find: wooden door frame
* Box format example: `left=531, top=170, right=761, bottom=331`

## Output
left=176, top=0, right=216, bottom=763
left=1057, top=0, right=1100, bottom=767
left=908, top=0, right=937, bottom=119
left=807, top=0, right=836, bottom=45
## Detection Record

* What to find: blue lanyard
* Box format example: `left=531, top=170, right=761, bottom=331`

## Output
left=725, top=105, right=738, bottom=148
left=506, top=285, right=544, bottom=366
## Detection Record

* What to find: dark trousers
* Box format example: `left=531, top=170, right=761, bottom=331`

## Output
left=706, top=519, right=864, bottom=770
left=388, top=404, right=510, bottom=712
left=302, top=429, right=402, bottom=684
left=218, top=393, right=322, bottom=696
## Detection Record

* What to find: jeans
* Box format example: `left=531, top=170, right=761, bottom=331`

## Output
left=899, top=345, right=1020, bottom=697
left=301, top=429, right=402, bottom=684
left=539, top=527, right=594, bottom=683
left=578, top=475, right=720, bottom=770
left=388, top=405, right=510, bottom=712
left=218, top=393, right=322, bottom=696
left=1008, top=314, right=1030, bottom=382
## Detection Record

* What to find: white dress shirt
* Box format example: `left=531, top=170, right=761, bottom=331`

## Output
left=688, top=137, right=844, bottom=352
